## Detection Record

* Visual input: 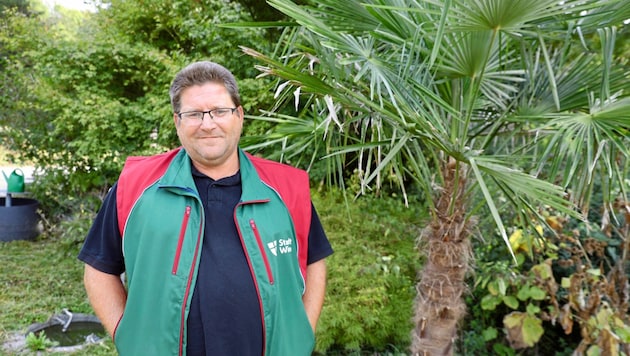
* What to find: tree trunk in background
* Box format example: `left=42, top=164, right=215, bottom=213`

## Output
left=412, top=159, right=474, bottom=355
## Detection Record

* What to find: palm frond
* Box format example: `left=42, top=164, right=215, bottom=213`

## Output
left=243, top=0, right=628, bottom=245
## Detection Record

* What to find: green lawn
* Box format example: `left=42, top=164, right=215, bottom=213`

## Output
left=0, top=236, right=116, bottom=355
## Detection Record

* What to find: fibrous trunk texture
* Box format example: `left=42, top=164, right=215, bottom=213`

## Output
left=411, top=158, right=474, bottom=356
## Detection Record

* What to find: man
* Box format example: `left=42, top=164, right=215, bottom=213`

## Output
left=78, top=61, right=333, bottom=355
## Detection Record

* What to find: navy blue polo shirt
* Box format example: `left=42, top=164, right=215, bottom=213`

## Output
left=78, top=166, right=333, bottom=356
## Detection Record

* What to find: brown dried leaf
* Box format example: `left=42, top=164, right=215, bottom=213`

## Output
left=559, top=303, right=574, bottom=335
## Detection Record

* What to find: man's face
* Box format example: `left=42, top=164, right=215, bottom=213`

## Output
left=174, top=82, right=243, bottom=177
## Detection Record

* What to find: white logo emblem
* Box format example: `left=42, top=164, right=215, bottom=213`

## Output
left=267, top=238, right=293, bottom=256
left=267, top=241, right=278, bottom=256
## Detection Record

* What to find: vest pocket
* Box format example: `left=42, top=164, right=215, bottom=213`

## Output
left=172, top=206, right=191, bottom=275
left=250, top=219, right=275, bottom=285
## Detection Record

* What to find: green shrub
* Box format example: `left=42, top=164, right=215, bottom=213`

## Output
left=462, top=204, right=630, bottom=355
left=312, top=189, right=426, bottom=354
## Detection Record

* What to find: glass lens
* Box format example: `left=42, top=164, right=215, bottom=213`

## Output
left=181, top=112, right=203, bottom=121
left=212, top=109, right=233, bottom=118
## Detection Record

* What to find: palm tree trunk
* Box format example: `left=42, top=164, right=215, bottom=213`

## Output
left=411, top=158, right=474, bottom=355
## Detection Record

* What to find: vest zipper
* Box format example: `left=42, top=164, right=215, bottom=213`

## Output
left=172, top=205, right=191, bottom=275
left=179, top=204, right=204, bottom=356
left=250, top=219, right=275, bottom=285
left=235, top=199, right=271, bottom=355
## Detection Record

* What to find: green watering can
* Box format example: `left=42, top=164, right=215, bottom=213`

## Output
left=3, top=169, right=25, bottom=193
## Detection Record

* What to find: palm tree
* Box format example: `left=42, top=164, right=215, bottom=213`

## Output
left=241, top=0, right=630, bottom=354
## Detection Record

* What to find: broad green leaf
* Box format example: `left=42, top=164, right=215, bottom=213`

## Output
left=595, top=304, right=613, bottom=325
left=503, top=295, right=519, bottom=309
left=526, top=303, right=541, bottom=315
left=521, top=314, right=544, bottom=346
left=481, top=294, right=502, bottom=311
left=487, top=280, right=500, bottom=296
left=482, top=327, right=498, bottom=341
left=586, top=345, right=602, bottom=356
left=517, top=285, right=530, bottom=301
left=613, top=323, right=630, bottom=343
left=503, top=312, right=543, bottom=347
left=517, top=284, right=547, bottom=301
left=529, top=286, right=547, bottom=301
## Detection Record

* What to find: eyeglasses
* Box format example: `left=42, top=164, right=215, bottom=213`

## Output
left=177, top=107, right=237, bottom=125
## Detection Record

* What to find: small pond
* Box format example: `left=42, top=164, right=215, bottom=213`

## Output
left=2, top=310, right=106, bottom=353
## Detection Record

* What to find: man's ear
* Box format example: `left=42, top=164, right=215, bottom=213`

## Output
left=173, top=113, right=179, bottom=127
left=238, top=106, right=245, bottom=129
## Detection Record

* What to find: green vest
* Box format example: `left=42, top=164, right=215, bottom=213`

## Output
left=113, top=148, right=314, bottom=355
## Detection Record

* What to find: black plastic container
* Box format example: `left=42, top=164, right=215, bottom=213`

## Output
left=0, top=197, right=40, bottom=242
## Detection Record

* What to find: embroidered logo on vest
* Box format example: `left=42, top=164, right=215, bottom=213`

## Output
left=267, top=238, right=293, bottom=256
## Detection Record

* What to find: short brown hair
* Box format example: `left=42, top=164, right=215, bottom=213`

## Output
left=169, top=61, right=241, bottom=113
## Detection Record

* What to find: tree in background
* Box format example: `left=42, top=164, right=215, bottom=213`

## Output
left=0, top=0, right=28, bottom=14
left=0, top=0, right=275, bottom=213
left=242, top=0, right=630, bottom=354
left=1, top=2, right=176, bottom=210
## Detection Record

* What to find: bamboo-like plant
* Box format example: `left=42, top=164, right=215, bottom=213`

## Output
left=240, top=0, right=630, bottom=354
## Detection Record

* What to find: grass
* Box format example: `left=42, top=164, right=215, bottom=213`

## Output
left=0, top=225, right=117, bottom=355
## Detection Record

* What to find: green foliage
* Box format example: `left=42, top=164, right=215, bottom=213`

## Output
left=0, top=0, right=279, bottom=218
left=312, top=189, right=426, bottom=353
left=462, top=202, right=630, bottom=355
left=98, top=0, right=267, bottom=78
left=0, top=0, right=28, bottom=15
left=0, top=8, right=173, bottom=213
left=25, top=331, right=58, bottom=351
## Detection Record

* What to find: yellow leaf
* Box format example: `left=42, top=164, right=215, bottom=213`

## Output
left=509, top=229, right=524, bottom=252
left=561, top=277, right=571, bottom=288
left=546, top=216, right=563, bottom=231
left=595, top=303, right=613, bottom=326
left=504, top=312, right=543, bottom=349
left=586, top=268, right=602, bottom=276
left=504, top=312, right=525, bottom=328
left=531, top=261, right=553, bottom=280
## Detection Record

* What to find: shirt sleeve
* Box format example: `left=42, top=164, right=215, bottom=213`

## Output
left=77, top=183, right=125, bottom=275
left=306, top=203, right=334, bottom=264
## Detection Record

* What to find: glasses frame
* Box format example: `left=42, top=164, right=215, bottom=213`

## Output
left=176, top=107, right=238, bottom=124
